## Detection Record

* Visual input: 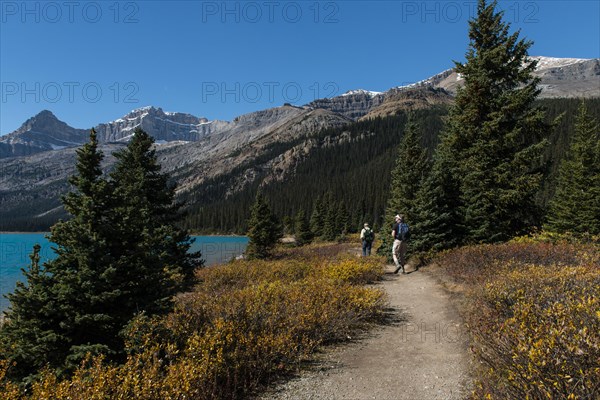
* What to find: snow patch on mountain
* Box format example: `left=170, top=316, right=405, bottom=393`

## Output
left=341, top=89, right=382, bottom=97
left=530, top=56, right=589, bottom=70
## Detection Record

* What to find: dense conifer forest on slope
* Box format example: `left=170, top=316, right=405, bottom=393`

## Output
left=1, top=98, right=597, bottom=234
left=181, top=98, right=600, bottom=234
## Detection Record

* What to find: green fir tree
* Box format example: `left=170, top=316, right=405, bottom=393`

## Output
left=294, top=208, right=313, bottom=246
left=1, top=129, right=118, bottom=380
left=0, top=128, right=201, bottom=383
left=337, top=200, right=351, bottom=236
left=109, top=128, right=200, bottom=315
left=412, top=140, right=464, bottom=253
left=309, top=195, right=325, bottom=238
left=321, top=192, right=338, bottom=241
left=443, top=0, right=550, bottom=243
left=546, top=102, right=600, bottom=235
left=0, top=245, right=62, bottom=383
left=246, top=191, right=281, bottom=259
left=379, top=119, right=430, bottom=257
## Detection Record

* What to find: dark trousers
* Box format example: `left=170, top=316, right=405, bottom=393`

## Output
left=362, top=240, right=372, bottom=256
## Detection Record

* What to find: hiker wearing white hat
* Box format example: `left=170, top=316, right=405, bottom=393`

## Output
left=360, top=222, right=374, bottom=256
left=391, top=215, right=410, bottom=274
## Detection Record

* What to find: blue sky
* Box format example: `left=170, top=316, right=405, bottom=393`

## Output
left=1, top=0, right=599, bottom=134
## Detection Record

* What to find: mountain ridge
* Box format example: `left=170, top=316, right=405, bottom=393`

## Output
left=2, top=98, right=599, bottom=232
left=2, top=56, right=597, bottom=159
left=1, top=56, right=598, bottom=231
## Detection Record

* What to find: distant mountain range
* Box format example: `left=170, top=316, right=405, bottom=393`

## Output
left=1, top=56, right=598, bottom=231
left=1, top=56, right=598, bottom=159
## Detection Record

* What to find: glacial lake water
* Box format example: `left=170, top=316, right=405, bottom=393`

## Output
left=0, top=233, right=248, bottom=313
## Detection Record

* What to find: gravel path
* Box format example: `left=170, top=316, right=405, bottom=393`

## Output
left=256, top=264, right=471, bottom=400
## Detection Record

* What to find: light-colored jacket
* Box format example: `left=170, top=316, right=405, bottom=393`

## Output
left=360, top=228, right=373, bottom=240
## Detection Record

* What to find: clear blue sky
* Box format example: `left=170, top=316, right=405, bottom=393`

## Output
left=1, top=0, right=599, bottom=134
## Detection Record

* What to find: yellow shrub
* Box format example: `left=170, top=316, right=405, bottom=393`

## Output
left=468, top=257, right=600, bottom=399
left=318, top=256, right=385, bottom=285
left=0, top=361, right=20, bottom=399
left=4, top=244, right=387, bottom=399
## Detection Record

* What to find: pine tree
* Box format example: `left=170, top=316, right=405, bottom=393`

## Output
left=1, top=129, right=118, bottom=380
left=0, top=245, right=63, bottom=382
left=444, top=0, right=550, bottom=243
left=246, top=191, right=281, bottom=259
left=1, top=128, right=201, bottom=382
left=412, top=140, right=464, bottom=253
left=294, top=208, right=313, bottom=246
left=337, top=200, right=351, bottom=236
left=282, top=215, right=295, bottom=236
left=379, top=119, right=430, bottom=256
left=321, top=192, right=338, bottom=241
left=546, top=102, right=600, bottom=235
left=309, top=195, right=325, bottom=238
left=109, top=128, right=200, bottom=316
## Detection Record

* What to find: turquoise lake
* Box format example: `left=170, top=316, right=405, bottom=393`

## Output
left=0, top=233, right=248, bottom=313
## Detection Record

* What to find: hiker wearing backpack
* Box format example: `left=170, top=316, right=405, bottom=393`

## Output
left=392, top=214, right=410, bottom=274
left=360, top=222, right=375, bottom=256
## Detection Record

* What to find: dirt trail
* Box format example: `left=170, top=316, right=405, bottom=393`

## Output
left=257, top=264, right=471, bottom=400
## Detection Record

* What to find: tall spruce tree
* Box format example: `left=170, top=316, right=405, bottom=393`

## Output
left=0, top=128, right=200, bottom=383
left=0, top=245, right=63, bottom=382
left=321, top=192, right=338, bottom=241
left=1, top=129, right=118, bottom=380
left=246, top=191, right=281, bottom=259
left=545, top=102, right=600, bottom=235
left=294, top=208, right=313, bottom=246
left=337, top=200, right=351, bottom=236
left=443, top=0, right=549, bottom=243
left=109, top=128, right=199, bottom=316
left=309, top=195, right=325, bottom=238
left=379, top=119, right=430, bottom=256
left=412, top=140, right=464, bottom=253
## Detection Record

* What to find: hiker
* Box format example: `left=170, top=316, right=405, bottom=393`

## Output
left=391, top=214, right=410, bottom=274
left=360, top=222, right=375, bottom=256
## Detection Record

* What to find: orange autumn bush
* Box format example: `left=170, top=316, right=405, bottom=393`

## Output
left=0, top=245, right=386, bottom=399
left=433, top=240, right=600, bottom=399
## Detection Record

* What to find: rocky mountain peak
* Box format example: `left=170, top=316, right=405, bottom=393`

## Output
left=95, top=106, right=220, bottom=144
left=413, top=56, right=600, bottom=98
left=0, top=110, right=89, bottom=158
left=307, top=90, right=385, bottom=120
left=17, top=110, right=66, bottom=133
left=2, top=56, right=596, bottom=160
left=530, top=56, right=590, bottom=70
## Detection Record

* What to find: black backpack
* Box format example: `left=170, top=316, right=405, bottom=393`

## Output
left=364, top=228, right=374, bottom=242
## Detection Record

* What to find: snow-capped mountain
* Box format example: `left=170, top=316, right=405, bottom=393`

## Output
left=1, top=56, right=598, bottom=231
left=309, top=56, right=598, bottom=121
left=2, top=56, right=597, bottom=159
left=398, top=56, right=600, bottom=98
left=94, top=106, right=230, bottom=143
left=340, top=89, right=383, bottom=97
left=0, top=107, right=231, bottom=159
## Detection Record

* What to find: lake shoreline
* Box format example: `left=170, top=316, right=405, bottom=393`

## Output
left=0, top=232, right=49, bottom=234
left=1, top=234, right=248, bottom=313
left=1, top=232, right=244, bottom=237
